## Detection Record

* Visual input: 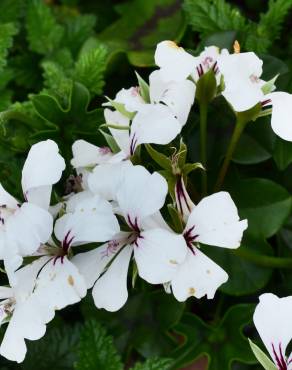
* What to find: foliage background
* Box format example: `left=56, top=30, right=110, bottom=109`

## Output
left=0, top=0, right=292, bottom=369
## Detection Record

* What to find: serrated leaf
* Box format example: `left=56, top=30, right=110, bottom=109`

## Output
left=183, top=0, right=247, bottom=38
left=132, top=358, right=173, bottom=370
left=74, top=320, right=123, bottom=370
left=74, top=45, right=108, bottom=95
left=26, top=0, right=64, bottom=55
left=63, top=13, right=96, bottom=56
left=248, top=339, right=277, bottom=370
left=0, top=0, right=23, bottom=23
left=0, top=23, right=18, bottom=72
left=22, top=323, right=82, bottom=370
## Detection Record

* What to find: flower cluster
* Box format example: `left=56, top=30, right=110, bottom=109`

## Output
left=1, top=40, right=291, bottom=364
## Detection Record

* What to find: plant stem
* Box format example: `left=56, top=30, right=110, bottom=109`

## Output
left=199, top=102, right=208, bottom=196
left=234, top=248, right=292, bottom=269
left=214, top=117, right=247, bottom=192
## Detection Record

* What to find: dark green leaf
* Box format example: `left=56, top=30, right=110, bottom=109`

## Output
left=75, top=320, right=123, bottom=370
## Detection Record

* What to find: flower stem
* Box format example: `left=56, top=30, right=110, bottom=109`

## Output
left=214, top=117, right=247, bottom=192
left=234, top=248, right=292, bottom=268
left=199, top=102, right=208, bottom=196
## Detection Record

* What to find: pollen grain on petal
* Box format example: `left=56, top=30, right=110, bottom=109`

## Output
left=68, top=275, right=74, bottom=286
left=189, top=287, right=196, bottom=295
left=169, top=259, right=178, bottom=265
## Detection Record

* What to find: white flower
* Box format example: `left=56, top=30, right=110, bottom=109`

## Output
left=217, top=52, right=265, bottom=112
left=0, top=260, right=55, bottom=363
left=154, top=40, right=225, bottom=83
left=253, top=293, right=292, bottom=369
left=266, top=92, right=292, bottom=141
left=0, top=140, right=65, bottom=285
left=74, top=165, right=188, bottom=312
left=104, top=62, right=196, bottom=156
left=171, top=190, right=248, bottom=302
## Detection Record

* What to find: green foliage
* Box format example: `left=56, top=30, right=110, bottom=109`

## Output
left=183, top=0, right=247, bottom=38
left=75, top=320, right=123, bottom=370
left=26, top=0, right=64, bottom=55
left=22, top=323, right=82, bottom=370
left=0, top=23, right=18, bottom=71
left=132, top=358, right=173, bottom=370
left=183, top=0, right=292, bottom=53
left=171, top=305, right=256, bottom=369
left=74, top=45, right=108, bottom=95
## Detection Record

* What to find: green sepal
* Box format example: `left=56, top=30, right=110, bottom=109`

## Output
left=248, top=339, right=277, bottom=370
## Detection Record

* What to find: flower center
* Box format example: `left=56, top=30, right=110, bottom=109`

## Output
left=127, top=215, right=144, bottom=247
left=183, top=225, right=199, bottom=253
left=53, top=230, right=75, bottom=264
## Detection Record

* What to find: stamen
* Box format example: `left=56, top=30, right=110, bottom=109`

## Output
left=130, top=133, right=138, bottom=155
left=183, top=225, right=199, bottom=253
left=261, top=99, right=272, bottom=107
left=271, top=343, right=288, bottom=370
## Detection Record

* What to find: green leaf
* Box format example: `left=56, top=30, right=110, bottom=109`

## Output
left=145, top=144, right=172, bottom=171
left=74, top=45, right=108, bottom=95
left=202, top=237, right=273, bottom=296
left=63, top=13, right=96, bottom=56
left=248, top=339, right=277, bottom=370
left=26, top=0, right=64, bottom=55
left=22, top=323, right=82, bottom=370
left=75, top=320, right=123, bottom=370
left=0, top=23, right=18, bottom=72
left=256, top=0, right=292, bottom=52
left=171, top=305, right=256, bottom=370
left=273, top=137, right=292, bottom=170
left=0, top=0, right=23, bottom=23
left=132, top=358, right=173, bottom=370
left=98, top=0, right=185, bottom=67
left=230, top=178, right=292, bottom=238
left=233, top=133, right=271, bottom=165
left=183, top=0, right=247, bottom=38
left=81, top=291, right=184, bottom=358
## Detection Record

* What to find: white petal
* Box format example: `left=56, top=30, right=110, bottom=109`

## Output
left=113, top=87, right=145, bottom=112
left=149, top=70, right=195, bottom=126
left=0, top=297, right=48, bottom=363
left=22, top=140, right=65, bottom=209
left=88, top=160, right=132, bottom=201
left=171, top=248, right=228, bottom=302
left=155, top=41, right=197, bottom=81
left=185, top=192, right=247, bottom=248
left=269, top=92, right=292, bottom=141
left=72, top=232, right=128, bottom=288
left=0, top=286, right=14, bottom=299
left=217, top=52, right=264, bottom=112
left=130, top=104, right=182, bottom=150
left=134, top=228, right=188, bottom=284
left=54, top=195, right=120, bottom=245
left=92, top=245, right=132, bottom=312
left=5, top=202, right=53, bottom=256
left=104, top=109, right=130, bottom=154
left=0, top=183, right=19, bottom=209
left=33, top=257, right=87, bottom=311
left=116, top=165, right=168, bottom=222
left=71, top=140, right=113, bottom=169
left=254, top=293, right=292, bottom=364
